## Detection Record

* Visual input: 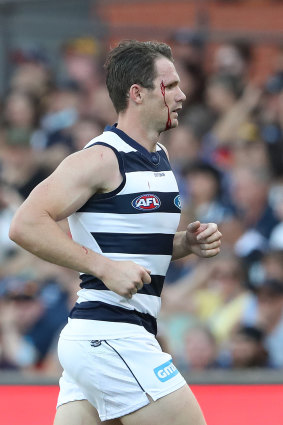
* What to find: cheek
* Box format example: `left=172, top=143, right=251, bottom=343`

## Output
left=151, top=99, right=168, bottom=120
left=145, top=101, right=162, bottom=119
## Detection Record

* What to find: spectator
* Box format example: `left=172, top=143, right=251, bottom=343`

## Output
left=2, top=91, right=39, bottom=146
left=230, top=121, right=270, bottom=170
left=10, top=57, right=52, bottom=99
left=204, top=75, right=262, bottom=151
left=0, top=275, right=69, bottom=371
left=162, top=251, right=251, bottom=344
left=260, top=46, right=283, bottom=178
left=220, top=325, right=269, bottom=368
left=32, top=82, right=82, bottom=151
left=0, top=140, right=50, bottom=199
left=169, top=28, right=206, bottom=68
left=231, top=166, right=279, bottom=264
left=181, top=160, right=234, bottom=224
left=249, top=250, right=283, bottom=288
left=241, top=279, right=283, bottom=368
left=70, top=117, right=103, bottom=151
left=212, top=39, right=253, bottom=82
left=61, top=37, right=103, bottom=95
left=88, top=85, right=117, bottom=127
left=180, top=324, right=220, bottom=371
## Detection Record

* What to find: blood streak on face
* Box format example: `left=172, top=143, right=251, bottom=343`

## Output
left=160, top=80, right=172, bottom=130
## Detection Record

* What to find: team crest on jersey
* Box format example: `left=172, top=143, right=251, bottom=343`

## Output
left=174, top=195, right=181, bottom=210
left=132, top=194, right=161, bottom=211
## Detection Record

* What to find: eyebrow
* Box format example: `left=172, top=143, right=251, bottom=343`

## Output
left=162, top=79, right=180, bottom=88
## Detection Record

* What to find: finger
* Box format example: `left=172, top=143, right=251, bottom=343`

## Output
left=187, top=221, right=201, bottom=233
left=135, top=280, right=144, bottom=291
left=199, top=231, right=222, bottom=244
left=196, top=226, right=221, bottom=241
left=131, top=287, right=138, bottom=295
left=141, top=269, right=152, bottom=284
left=125, top=287, right=138, bottom=299
left=196, top=223, right=218, bottom=238
left=199, top=240, right=221, bottom=250
left=200, top=247, right=221, bottom=258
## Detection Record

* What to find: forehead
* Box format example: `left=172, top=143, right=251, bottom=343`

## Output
left=154, top=57, right=179, bottom=84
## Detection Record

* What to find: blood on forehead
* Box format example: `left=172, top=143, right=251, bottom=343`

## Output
left=160, top=80, right=172, bottom=130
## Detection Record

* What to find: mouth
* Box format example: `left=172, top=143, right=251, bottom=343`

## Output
left=172, top=106, right=182, bottom=115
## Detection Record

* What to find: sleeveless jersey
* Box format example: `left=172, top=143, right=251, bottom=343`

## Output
left=62, top=124, right=181, bottom=340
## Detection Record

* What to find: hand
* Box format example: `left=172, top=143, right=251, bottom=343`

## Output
left=101, top=260, right=151, bottom=299
left=185, top=221, right=222, bottom=258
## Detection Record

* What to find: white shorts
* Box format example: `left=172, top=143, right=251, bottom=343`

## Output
left=57, top=332, right=186, bottom=421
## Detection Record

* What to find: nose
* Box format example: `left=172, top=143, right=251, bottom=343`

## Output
left=177, top=86, right=186, bottom=102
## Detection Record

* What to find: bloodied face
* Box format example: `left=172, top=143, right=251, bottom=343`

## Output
left=142, top=57, right=186, bottom=133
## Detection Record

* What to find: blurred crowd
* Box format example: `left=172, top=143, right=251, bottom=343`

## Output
left=1, top=32, right=283, bottom=377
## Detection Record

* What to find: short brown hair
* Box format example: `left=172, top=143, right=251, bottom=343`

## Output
left=104, top=40, right=173, bottom=113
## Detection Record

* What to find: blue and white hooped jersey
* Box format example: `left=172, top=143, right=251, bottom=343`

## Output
left=64, top=124, right=181, bottom=340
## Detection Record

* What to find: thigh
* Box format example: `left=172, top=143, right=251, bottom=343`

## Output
left=58, top=338, right=150, bottom=421
left=54, top=400, right=121, bottom=425
left=120, top=385, right=207, bottom=425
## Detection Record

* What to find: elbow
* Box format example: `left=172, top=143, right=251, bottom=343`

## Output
left=9, top=214, right=26, bottom=246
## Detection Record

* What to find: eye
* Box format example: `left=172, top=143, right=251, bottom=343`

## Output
left=166, top=82, right=178, bottom=90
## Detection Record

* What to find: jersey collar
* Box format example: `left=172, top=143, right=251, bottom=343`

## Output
left=104, top=123, right=160, bottom=165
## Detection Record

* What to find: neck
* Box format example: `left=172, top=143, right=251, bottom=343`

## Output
left=117, top=112, right=160, bottom=153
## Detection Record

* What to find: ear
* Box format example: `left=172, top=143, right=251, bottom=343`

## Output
left=129, top=84, right=143, bottom=105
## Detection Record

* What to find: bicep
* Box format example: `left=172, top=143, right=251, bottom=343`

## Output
left=17, top=145, right=121, bottom=222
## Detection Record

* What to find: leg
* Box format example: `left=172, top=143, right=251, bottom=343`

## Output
left=120, top=385, right=207, bottom=425
left=54, top=400, right=122, bottom=425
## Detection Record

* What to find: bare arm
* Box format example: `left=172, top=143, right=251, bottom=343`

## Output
left=172, top=221, right=222, bottom=260
left=10, top=148, right=108, bottom=275
left=9, top=146, right=151, bottom=298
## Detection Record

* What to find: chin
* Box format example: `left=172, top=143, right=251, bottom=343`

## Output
left=159, top=119, right=178, bottom=133
left=169, top=119, right=179, bottom=129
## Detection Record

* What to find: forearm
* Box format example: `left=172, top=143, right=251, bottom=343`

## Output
left=171, top=231, right=191, bottom=261
left=9, top=211, right=110, bottom=279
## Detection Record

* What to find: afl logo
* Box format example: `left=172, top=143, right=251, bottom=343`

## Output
left=132, top=194, right=161, bottom=211
left=174, top=195, right=181, bottom=210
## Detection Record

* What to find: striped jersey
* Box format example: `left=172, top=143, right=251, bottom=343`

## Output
left=62, top=124, right=181, bottom=340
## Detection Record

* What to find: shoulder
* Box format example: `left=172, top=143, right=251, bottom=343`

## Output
left=83, top=142, right=120, bottom=165
left=64, top=143, right=120, bottom=169
left=55, top=143, right=121, bottom=191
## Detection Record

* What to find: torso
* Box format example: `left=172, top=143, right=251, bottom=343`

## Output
left=62, top=124, right=181, bottom=340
